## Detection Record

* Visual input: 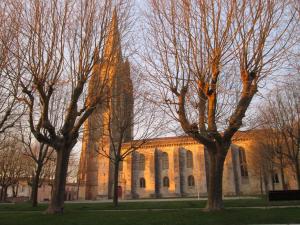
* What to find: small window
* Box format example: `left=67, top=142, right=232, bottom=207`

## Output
left=163, top=176, right=169, bottom=187
left=162, top=152, right=169, bottom=170
left=140, top=177, right=146, bottom=188
left=139, top=154, right=145, bottom=171
left=272, top=173, right=279, bottom=184
left=186, top=150, right=193, bottom=168
left=188, top=175, right=195, bottom=187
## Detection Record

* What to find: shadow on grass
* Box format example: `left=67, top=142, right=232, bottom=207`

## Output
left=0, top=197, right=300, bottom=212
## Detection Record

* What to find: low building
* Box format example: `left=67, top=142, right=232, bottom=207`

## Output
left=5, top=179, right=78, bottom=202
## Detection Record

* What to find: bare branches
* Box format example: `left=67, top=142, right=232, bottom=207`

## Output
left=145, top=0, right=296, bottom=148
left=257, top=83, right=300, bottom=188
left=0, top=0, right=24, bottom=134
left=7, top=0, right=125, bottom=150
left=0, top=137, right=30, bottom=201
left=96, top=66, right=165, bottom=163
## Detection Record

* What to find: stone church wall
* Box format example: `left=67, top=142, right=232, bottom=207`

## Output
left=81, top=134, right=298, bottom=200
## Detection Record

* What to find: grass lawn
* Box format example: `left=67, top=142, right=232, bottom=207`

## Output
left=0, top=198, right=300, bottom=225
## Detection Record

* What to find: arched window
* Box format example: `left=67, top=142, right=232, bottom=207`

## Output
left=162, top=152, right=169, bottom=170
left=139, top=154, right=145, bottom=171
left=188, top=175, right=195, bottom=187
left=239, top=147, right=248, bottom=177
left=186, top=150, right=193, bottom=168
left=272, top=173, right=279, bottom=183
left=140, top=177, right=146, bottom=188
left=163, top=176, right=169, bottom=187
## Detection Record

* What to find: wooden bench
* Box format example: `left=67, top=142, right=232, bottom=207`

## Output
left=268, top=190, right=300, bottom=201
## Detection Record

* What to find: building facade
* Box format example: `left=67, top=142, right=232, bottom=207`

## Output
left=79, top=134, right=297, bottom=200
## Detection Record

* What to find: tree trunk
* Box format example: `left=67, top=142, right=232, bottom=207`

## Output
left=295, top=160, right=300, bottom=190
left=263, top=170, right=269, bottom=196
left=279, top=161, right=286, bottom=190
left=3, top=186, right=8, bottom=202
left=31, top=164, right=42, bottom=207
left=45, top=148, right=71, bottom=214
left=0, top=186, right=3, bottom=201
left=271, top=178, right=275, bottom=191
left=113, top=161, right=119, bottom=207
left=205, top=150, right=226, bottom=211
left=12, top=185, right=18, bottom=197
left=270, top=164, right=275, bottom=191
left=0, top=186, right=7, bottom=202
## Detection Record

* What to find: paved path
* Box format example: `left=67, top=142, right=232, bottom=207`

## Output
left=65, top=196, right=259, bottom=204
left=1, top=204, right=300, bottom=214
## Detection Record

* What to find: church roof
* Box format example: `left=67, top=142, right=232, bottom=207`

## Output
left=103, top=8, right=122, bottom=61
left=122, top=130, right=261, bottom=149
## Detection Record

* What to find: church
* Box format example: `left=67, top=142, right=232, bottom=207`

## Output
left=77, top=11, right=296, bottom=201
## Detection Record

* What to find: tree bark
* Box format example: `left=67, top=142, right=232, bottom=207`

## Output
left=113, top=161, right=119, bottom=207
left=31, top=164, right=42, bottom=207
left=205, top=149, right=226, bottom=211
left=45, top=147, right=71, bottom=214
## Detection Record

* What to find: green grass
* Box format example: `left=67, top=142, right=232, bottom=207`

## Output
left=0, top=208, right=300, bottom=225
left=0, top=198, right=300, bottom=225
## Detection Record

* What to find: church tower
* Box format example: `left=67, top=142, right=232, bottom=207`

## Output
left=78, top=9, right=133, bottom=200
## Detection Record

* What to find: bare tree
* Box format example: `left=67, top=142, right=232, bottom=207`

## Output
left=258, top=84, right=300, bottom=189
left=252, top=131, right=287, bottom=193
left=144, top=0, right=295, bottom=210
left=18, top=125, right=54, bottom=207
left=0, top=137, right=29, bottom=201
left=250, top=139, right=275, bottom=195
left=10, top=0, right=131, bottom=214
left=95, top=70, right=163, bottom=206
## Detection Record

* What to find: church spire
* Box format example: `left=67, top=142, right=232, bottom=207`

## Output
left=79, top=6, right=133, bottom=201
left=104, top=8, right=122, bottom=61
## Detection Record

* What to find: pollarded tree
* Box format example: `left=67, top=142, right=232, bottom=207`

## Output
left=11, top=0, right=131, bottom=214
left=145, top=0, right=296, bottom=210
